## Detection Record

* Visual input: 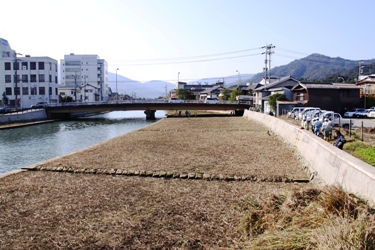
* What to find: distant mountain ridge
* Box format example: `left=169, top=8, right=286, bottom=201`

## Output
left=249, top=53, right=375, bottom=82
left=108, top=53, right=375, bottom=98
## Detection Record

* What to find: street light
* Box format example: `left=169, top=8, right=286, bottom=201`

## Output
left=116, top=68, right=119, bottom=101
left=236, top=69, right=242, bottom=84
left=14, top=52, right=22, bottom=109
left=177, top=72, right=180, bottom=89
left=71, top=73, right=78, bottom=102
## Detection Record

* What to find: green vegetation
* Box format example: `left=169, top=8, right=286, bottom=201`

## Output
left=268, top=93, right=289, bottom=111
left=250, top=54, right=375, bottom=83
left=175, top=88, right=195, bottom=100
left=345, top=141, right=375, bottom=166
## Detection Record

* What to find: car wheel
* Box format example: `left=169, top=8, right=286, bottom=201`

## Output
left=343, top=124, right=349, bottom=129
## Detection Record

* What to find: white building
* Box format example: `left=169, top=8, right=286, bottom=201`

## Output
left=60, top=53, right=109, bottom=102
left=0, top=38, right=59, bottom=108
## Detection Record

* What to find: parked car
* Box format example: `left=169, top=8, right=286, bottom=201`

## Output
left=287, top=107, right=305, bottom=119
left=0, top=107, right=12, bottom=113
left=31, top=102, right=48, bottom=108
left=298, top=107, right=321, bottom=120
left=168, top=98, right=184, bottom=103
left=343, top=108, right=367, bottom=118
left=204, top=97, right=219, bottom=104
left=355, top=109, right=371, bottom=118
left=319, top=111, right=353, bottom=129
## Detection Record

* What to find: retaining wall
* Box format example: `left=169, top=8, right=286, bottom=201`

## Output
left=0, top=110, right=47, bottom=124
left=244, top=109, right=375, bottom=205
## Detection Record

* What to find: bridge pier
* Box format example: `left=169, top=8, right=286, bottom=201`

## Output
left=144, top=110, right=156, bottom=120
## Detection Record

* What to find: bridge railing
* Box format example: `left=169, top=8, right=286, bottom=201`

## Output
left=47, top=100, right=241, bottom=107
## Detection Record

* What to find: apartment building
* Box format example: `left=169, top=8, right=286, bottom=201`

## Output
left=60, top=53, right=109, bottom=102
left=0, top=38, right=59, bottom=108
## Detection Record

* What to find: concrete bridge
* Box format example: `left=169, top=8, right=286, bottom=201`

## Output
left=45, top=100, right=251, bottom=119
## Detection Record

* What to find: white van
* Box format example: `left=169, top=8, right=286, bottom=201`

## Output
left=287, top=107, right=305, bottom=119
left=298, top=107, right=321, bottom=120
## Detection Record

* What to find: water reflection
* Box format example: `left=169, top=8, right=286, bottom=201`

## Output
left=0, top=111, right=165, bottom=174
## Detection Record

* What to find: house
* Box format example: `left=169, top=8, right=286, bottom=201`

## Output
left=170, top=81, right=224, bottom=100
left=290, top=82, right=361, bottom=114
left=356, top=74, right=375, bottom=97
left=253, top=76, right=300, bottom=114
left=199, top=85, right=224, bottom=100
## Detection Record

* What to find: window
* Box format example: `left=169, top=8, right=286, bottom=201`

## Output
left=55, top=76, right=58, bottom=83
left=296, top=92, right=304, bottom=101
left=31, top=74, right=37, bottom=82
left=49, top=87, right=52, bottom=95
left=14, top=87, right=20, bottom=95
left=5, top=87, right=12, bottom=95
left=38, top=62, right=44, bottom=70
left=60, top=92, right=66, bottom=95
left=31, top=86, right=37, bottom=95
left=39, top=87, right=45, bottom=95
left=22, top=62, right=28, bottom=70
left=22, top=75, right=28, bottom=83
left=49, top=74, right=52, bottom=82
left=39, top=74, right=45, bottom=82
left=4, top=62, right=11, bottom=70
left=22, top=87, right=29, bottom=95
left=30, top=62, right=36, bottom=70
left=5, top=75, right=11, bottom=83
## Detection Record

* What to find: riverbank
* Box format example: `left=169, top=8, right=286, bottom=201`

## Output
left=0, top=117, right=373, bottom=249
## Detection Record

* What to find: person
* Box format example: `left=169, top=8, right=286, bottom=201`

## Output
left=185, top=110, right=189, bottom=117
left=300, top=115, right=306, bottom=129
left=322, top=118, right=333, bottom=141
left=333, top=130, right=346, bottom=150
left=313, top=118, right=322, bottom=136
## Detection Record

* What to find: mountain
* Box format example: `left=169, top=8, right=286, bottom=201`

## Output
left=108, top=73, right=255, bottom=99
left=249, top=53, right=375, bottom=83
left=108, top=73, right=175, bottom=99
left=188, top=74, right=255, bottom=87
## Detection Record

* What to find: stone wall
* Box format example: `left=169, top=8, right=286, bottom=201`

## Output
left=243, top=109, right=375, bottom=206
left=0, top=110, right=47, bottom=124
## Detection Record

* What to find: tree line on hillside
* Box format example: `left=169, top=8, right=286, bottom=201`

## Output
left=250, top=53, right=375, bottom=83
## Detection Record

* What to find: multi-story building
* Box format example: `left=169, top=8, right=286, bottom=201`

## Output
left=0, top=38, right=59, bottom=108
left=60, top=53, right=109, bottom=102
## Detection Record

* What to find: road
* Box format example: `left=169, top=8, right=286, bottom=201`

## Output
left=351, top=118, right=375, bottom=128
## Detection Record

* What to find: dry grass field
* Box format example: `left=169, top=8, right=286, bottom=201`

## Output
left=0, top=117, right=374, bottom=249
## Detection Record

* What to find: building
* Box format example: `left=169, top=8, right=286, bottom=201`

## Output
left=253, top=76, right=300, bottom=113
left=60, top=53, right=109, bottom=102
left=170, top=81, right=225, bottom=100
left=290, top=82, right=361, bottom=114
left=0, top=38, right=59, bottom=108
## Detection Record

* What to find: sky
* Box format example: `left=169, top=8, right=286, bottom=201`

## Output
left=1, top=0, right=374, bottom=84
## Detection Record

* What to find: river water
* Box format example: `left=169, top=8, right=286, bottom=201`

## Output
left=0, top=111, right=165, bottom=174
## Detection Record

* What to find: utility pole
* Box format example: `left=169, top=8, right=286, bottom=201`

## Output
left=261, top=44, right=275, bottom=84
left=14, top=52, right=22, bottom=109
left=165, top=84, right=168, bottom=98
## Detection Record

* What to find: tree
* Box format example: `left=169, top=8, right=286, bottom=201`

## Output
left=220, top=88, right=231, bottom=100
left=176, top=89, right=195, bottom=100
left=268, top=93, right=289, bottom=112
left=2, top=92, right=8, bottom=106
left=229, top=89, right=242, bottom=101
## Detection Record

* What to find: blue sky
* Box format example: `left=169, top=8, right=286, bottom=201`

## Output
left=1, top=0, right=374, bottom=83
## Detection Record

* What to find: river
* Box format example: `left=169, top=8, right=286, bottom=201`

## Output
left=0, top=111, right=166, bottom=174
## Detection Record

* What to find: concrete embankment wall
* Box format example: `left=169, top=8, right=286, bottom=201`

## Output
left=0, top=110, right=47, bottom=124
left=243, top=109, right=375, bottom=205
